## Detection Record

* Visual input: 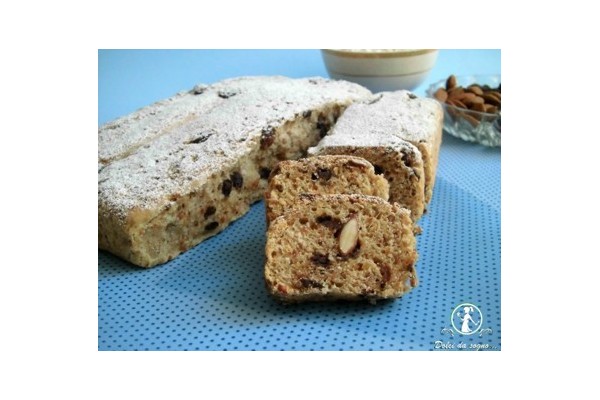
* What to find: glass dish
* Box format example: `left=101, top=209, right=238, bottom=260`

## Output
left=426, top=75, right=501, bottom=147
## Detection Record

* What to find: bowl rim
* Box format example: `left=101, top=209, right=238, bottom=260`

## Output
left=322, top=49, right=438, bottom=59
left=426, top=74, right=501, bottom=118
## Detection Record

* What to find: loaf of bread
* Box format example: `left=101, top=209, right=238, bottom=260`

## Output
left=309, top=91, right=443, bottom=217
left=264, top=155, right=389, bottom=223
left=98, top=76, right=371, bottom=267
left=264, top=194, right=418, bottom=303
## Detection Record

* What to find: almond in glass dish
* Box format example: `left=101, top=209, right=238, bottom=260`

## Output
left=426, top=75, right=501, bottom=147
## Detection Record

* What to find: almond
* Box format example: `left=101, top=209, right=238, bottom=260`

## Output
left=346, top=158, right=371, bottom=169
left=466, top=85, right=484, bottom=96
left=446, top=74, right=457, bottom=90
left=339, top=217, right=359, bottom=256
left=434, top=88, right=448, bottom=102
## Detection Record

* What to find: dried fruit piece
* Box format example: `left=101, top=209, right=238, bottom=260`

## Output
left=311, top=167, right=332, bottom=181
left=204, top=206, right=216, bottom=218
left=204, top=221, right=219, bottom=231
left=310, top=252, right=331, bottom=267
left=299, top=278, right=323, bottom=289
left=259, top=167, right=271, bottom=180
left=221, top=179, right=233, bottom=196
left=231, top=171, right=243, bottom=189
left=260, top=126, right=275, bottom=149
left=316, top=215, right=343, bottom=232
left=339, top=217, right=359, bottom=256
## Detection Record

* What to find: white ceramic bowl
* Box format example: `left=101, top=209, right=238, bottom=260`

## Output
left=321, top=49, right=438, bottom=92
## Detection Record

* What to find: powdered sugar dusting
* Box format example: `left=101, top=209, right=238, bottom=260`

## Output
left=324, top=90, right=442, bottom=144
left=98, top=76, right=371, bottom=222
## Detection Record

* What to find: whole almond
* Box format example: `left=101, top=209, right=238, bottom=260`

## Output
left=471, top=102, right=486, bottom=113
left=464, top=96, right=485, bottom=107
left=466, top=85, right=484, bottom=96
left=485, top=105, right=499, bottom=114
left=461, top=112, right=480, bottom=127
left=481, top=93, right=501, bottom=107
left=447, top=98, right=468, bottom=109
left=446, top=75, right=457, bottom=90
left=339, top=217, right=359, bottom=256
left=447, top=87, right=464, bottom=99
left=434, top=88, right=448, bottom=102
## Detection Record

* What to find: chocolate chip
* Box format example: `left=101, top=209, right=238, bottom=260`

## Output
left=408, top=93, right=417, bottom=99
left=260, top=126, right=275, bottom=149
left=373, top=165, right=384, bottom=175
left=310, top=252, right=331, bottom=267
left=299, top=277, right=323, bottom=289
left=218, top=89, right=239, bottom=99
left=231, top=171, right=243, bottom=189
left=221, top=179, right=232, bottom=196
left=259, top=167, right=271, bottom=179
left=204, top=206, right=216, bottom=218
left=303, top=110, right=312, bottom=118
left=204, top=221, right=219, bottom=231
left=316, top=215, right=342, bottom=232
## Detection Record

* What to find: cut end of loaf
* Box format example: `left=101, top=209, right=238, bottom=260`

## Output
left=264, top=194, right=418, bottom=303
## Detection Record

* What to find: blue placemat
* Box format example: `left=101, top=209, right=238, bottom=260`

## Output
left=98, top=135, right=500, bottom=351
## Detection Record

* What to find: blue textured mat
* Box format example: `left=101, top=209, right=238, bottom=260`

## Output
left=98, top=134, right=501, bottom=351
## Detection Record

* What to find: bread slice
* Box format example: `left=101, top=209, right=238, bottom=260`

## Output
left=98, top=76, right=371, bottom=267
left=309, top=135, right=425, bottom=221
left=264, top=194, right=418, bottom=303
left=264, top=155, right=389, bottom=224
left=309, top=90, right=443, bottom=212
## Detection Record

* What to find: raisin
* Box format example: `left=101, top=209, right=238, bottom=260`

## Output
left=231, top=171, right=243, bottom=189
left=379, top=264, right=391, bottom=288
left=310, top=252, right=331, bottom=267
left=316, top=115, right=331, bottom=138
left=299, top=277, right=323, bottom=289
left=259, top=167, right=271, bottom=180
left=204, top=206, right=216, bottom=218
left=187, top=131, right=213, bottom=144
left=191, top=84, right=207, bottom=94
left=204, top=221, right=219, bottom=231
left=316, top=215, right=342, bottom=231
left=311, top=167, right=332, bottom=181
left=400, top=151, right=413, bottom=168
left=373, top=165, right=384, bottom=175
left=218, top=89, right=239, bottom=98
left=260, top=126, right=275, bottom=149
left=221, top=179, right=232, bottom=196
